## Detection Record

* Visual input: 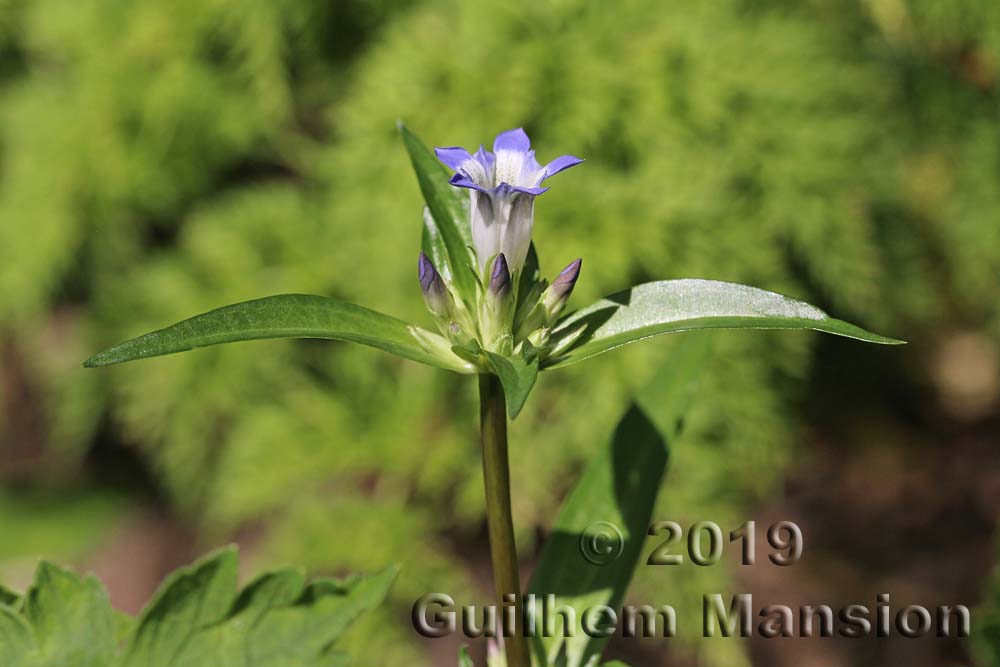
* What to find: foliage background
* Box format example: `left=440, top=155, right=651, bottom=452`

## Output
left=1, top=0, right=999, bottom=665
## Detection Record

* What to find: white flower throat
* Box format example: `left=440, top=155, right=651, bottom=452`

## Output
left=494, top=150, right=526, bottom=187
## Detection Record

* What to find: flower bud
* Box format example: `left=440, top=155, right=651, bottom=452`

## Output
left=488, top=253, right=512, bottom=301
left=418, top=252, right=452, bottom=317
left=542, top=258, right=581, bottom=319
left=481, top=253, right=514, bottom=352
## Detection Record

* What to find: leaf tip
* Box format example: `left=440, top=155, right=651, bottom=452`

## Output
left=82, top=354, right=104, bottom=368
left=827, top=319, right=907, bottom=346
left=34, top=560, right=64, bottom=579
left=83, top=342, right=130, bottom=367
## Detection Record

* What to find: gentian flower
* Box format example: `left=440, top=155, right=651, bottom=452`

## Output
left=435, top=128, right=583, bottom=274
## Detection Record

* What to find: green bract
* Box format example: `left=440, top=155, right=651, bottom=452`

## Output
left=84, top=127, right=902, bottom=421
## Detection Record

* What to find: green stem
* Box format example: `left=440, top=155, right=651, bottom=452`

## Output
left=478, top=374, right=531, bottom=667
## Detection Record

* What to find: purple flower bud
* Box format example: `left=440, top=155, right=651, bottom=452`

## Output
left=543, top=258, right=582, bottom=318
left=551, top=258, right=581, bottom=299
left=418, top=252, right=451, bottom=316
left=488, top=253, right=512, bottom=299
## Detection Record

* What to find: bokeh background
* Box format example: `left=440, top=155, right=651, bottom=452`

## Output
left=1, top=0, right=999, bottom=665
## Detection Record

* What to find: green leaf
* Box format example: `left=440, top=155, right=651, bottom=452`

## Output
left=545, top=279, right=903, bottom=368
left=122, top=546, right=239, bottom=667
left=517, top=243, right=541, bottom=306
left=0, top=548, right=394, bottom=667
left=457, top=646, right=474, bottom=667
left=83, top=294, right=469, bottom=372
left=230, top=568, right=307, bottom=625
left=484, top=344, right=540, bottom=420
left=170, top=565, right=399, bottom=666
left=21, top=561, right=116, bottom=667
left=972, top=548, right=1000, bottom=666
left=422, top=208, right=453, bottom=283
left=113, top=610, right=136, bottom=646
left=0, top=606, right=34, bottom=667
left=527, top=334, right=713, bottom=667
left=246, top=566, right=398, bottom=662
left=0, top=585, right=19, bottom=608
left=401, top=124, right=477, bottom=301
left=121, top=546, right=397, bottom=666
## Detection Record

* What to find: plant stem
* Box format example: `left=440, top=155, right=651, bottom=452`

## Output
left=478, top=374, right=531, bottom=667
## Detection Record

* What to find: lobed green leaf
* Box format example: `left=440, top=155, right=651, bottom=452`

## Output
left=546, top=279, right=903, bottom=368
left=0, top=547, right=397, bottom=667
left=84, top=294, right=469, bottom=372
left=122, top=546, right=239, bottom=667
left=23, top=561, right=116, bottom=667
left=0, top=606, right=33, bottom=667
left=170, top=564, right=399, bottom=666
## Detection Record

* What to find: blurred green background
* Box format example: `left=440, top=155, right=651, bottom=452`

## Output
left=1, top=0, right=999, bottom=665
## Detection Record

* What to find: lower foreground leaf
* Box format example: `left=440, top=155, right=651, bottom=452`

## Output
left=0, top=547, right=397, bottom=667
left=527, top=334, right=713, bottom=667
left=84, top=294, right=470, bottom=372
left=545, top=279, right=903, bottom=368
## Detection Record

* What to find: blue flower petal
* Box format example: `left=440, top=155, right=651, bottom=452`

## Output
left=540, top=155, right=584, bottom=181
left=509, top=185, right=549, bottom=196
left=493, top=128, right=531, bottom=154
left=521, top=149, right=543, bottom=182
left=435, top=146, right=474, bottom=170
left=450, top=173, right=489, bottom=193
left=474, top=145, right=495, bottom=169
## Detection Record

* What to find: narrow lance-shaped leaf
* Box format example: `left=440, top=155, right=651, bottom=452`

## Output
left=545, top=279, right=903, bottom=368
left=527, top=333, right=713, bottom=667
left=84, top=294, right=471, bottom=372
left=401, top=124, right=478, bottom=301
left=422, top=207, right=453, bottom=283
